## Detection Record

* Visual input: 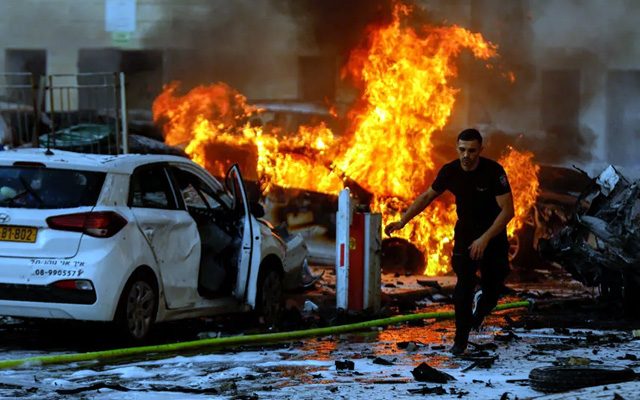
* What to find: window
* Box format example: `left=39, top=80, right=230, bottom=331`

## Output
left=0, top=167, right=105, bottom=209
left=129, top=166, right=177, bottom=210
left=171, top=167, right=231, bottom=211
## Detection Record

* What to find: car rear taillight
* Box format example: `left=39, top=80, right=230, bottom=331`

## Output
left=46, top=211, right=127, bottom=238
left=52, top=279, right=94, bottom=291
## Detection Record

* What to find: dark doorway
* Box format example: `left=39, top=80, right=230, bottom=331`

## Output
left=5, top=49, right=47, bottom=79
left=606, top=71, right=640, bottom=166
left=78, top=49, right=163, bottom=110
left=541, top=70, right=583, bottom=163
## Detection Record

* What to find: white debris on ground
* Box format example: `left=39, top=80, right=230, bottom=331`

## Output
left=1, top=310, right=639, bottom=399
left=1, top=266, right=639, bottom=399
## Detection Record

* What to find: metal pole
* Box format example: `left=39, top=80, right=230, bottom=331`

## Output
left=48, top=75, right=56, bottom=150
left=112, top=73, right=121, bottom=155
left=336, top=188, right=351, bottom=310
left=30, top=73, right=40, bottom=147
left=119, top=72, right=128, bottom=154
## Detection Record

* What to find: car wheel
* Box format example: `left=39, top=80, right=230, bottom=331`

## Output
left=529, top=365, right=636, bottom=393
left=256, top=268, right=283, bottom=328
left=381, top=237, right=425, bottom=275
left=115, top=272, right=158, bottom=342
left=509, top=224, right=537, bottom=267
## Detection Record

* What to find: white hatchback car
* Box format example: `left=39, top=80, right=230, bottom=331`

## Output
left=0, top=148, right=307, bottom=340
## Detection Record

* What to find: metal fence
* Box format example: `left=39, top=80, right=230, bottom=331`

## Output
left=0, top=73, right=40, bottom=148
left=0, top=72, right=128, bottom=154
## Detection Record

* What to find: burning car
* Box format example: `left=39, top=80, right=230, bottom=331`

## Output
left=539, top=165, right=640, bottom=314
left=0, top=148, right=308, bottom=341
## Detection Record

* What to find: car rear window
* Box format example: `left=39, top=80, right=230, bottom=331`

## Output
left=0, top=166, right=106, bottom=209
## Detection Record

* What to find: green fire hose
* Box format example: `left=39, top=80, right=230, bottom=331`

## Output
left=0, top=300, right=530, bottom=370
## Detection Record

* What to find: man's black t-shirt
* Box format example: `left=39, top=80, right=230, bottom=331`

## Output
left=431, top=157, right=511, bottom=250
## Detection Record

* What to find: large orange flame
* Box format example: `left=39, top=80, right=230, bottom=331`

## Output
left=152, top=3, right=539, bottom=276
left=499, top=147, right=540, bottom=236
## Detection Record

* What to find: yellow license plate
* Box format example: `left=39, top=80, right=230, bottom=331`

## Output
left=0, top=225, right=37, bottom=243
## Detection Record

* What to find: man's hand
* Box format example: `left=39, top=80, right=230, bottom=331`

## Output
left=468, top=235, right=490, bottom=260
left=384, top=221, right=405, bottom=236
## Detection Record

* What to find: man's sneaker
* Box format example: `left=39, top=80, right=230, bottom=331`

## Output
left=471, top=289, right=484, bottom=331
left=449, top=342, right=467, bottom=356
left=472, top=289, right=483, bottom=315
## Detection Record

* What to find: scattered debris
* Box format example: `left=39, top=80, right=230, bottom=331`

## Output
left=0, top=383, right=23, bottom=390
left=468, top=342, right=498, bottom=351
left=397, top=341, right=425, bottom=351
left=411, top=362, right=455, bottom=383
left=407, top=385, right=447, bottom=395
left=461, top=350, right=491, bottom=358
left=531, top=343, right=574, bottom=352
left=56, top=382, right=131, bottom=395
left=539, top=165, right=640, bottom=317
left=370, top=379, right=409, bottom=384
left=449, top=387, right=469, bottom=397
left=335, top=360, right=355, bottom=370
left=553, top=356, right=595, bottom=366
left=431, top=293, right=452, bottom=302
left=302, top=300, right=319, bottom=313
left=505, top=379, right=530, bottom=386
left=494, top=331, right=519, bottom=342
left=416, top=280, right=443, bottom=290
left=372, top=357, right=395, bottom=366
left=461, top=356, right=498, bottom=372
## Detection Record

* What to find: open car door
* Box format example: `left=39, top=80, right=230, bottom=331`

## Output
left=225, top=164, right=256, bottom=301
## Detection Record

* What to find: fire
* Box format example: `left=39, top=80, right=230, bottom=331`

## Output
left=499, top=147, right=540, bottom=236
left=336, top=3, right=497, bottom=199
left=152, top=3, right=539, bottom=276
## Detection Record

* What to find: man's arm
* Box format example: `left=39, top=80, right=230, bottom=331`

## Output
left=468, top=192, right=515, bottom=260
left=384, top=187, right=441, bottom=236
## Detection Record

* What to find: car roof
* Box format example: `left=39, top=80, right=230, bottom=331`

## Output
left=0, top=148, right=194, bottom=174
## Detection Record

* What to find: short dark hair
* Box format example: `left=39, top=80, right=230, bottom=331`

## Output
left=457, top=128, right=483, bottom=144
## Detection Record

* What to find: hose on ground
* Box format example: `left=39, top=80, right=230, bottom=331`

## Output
left=0, top=300, right=531, bottom=370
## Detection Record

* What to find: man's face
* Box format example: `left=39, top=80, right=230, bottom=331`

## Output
left=456, top=139, right=482, bottom=171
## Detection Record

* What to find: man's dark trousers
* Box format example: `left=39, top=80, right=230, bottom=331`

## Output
left=451, top=239, right=510, bottom=346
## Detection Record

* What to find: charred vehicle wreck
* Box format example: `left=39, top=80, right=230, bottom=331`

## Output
left=539, top=165, right=640, bottom=316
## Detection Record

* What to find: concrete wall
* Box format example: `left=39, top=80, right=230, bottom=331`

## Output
left=417, top=0, right=640, bottom=168
left=3, top=0, right=640, bottom=167
left=0, top=0, right=301, bottom=100
left=530, top=0, right=640, bottom=166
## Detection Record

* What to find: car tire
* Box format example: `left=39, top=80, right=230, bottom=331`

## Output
left=256, top=268, right=283, bottom=329
left=114, top=271, right=158, bottom=342
left=528, top=365, right=636, bottom=393
left=381, top=237, right=425, bottom=275
left=509, top=224, right=538, bottom=268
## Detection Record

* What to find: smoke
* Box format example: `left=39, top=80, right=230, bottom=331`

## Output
left=137, top=0, right=637, bottom=166
left=141, top=1, right=300, bottom=99
left=446, top=0, right=640, bottom=166
left=138, top=0, right=397, bottom=101
left=276, top=0, right=394, bottom=57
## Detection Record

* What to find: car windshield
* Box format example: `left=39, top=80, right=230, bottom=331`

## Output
left=0, top=166, right=105, bottom=209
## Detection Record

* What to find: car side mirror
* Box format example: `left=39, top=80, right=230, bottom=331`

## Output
left=250, top=201, right=265, bottom=218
